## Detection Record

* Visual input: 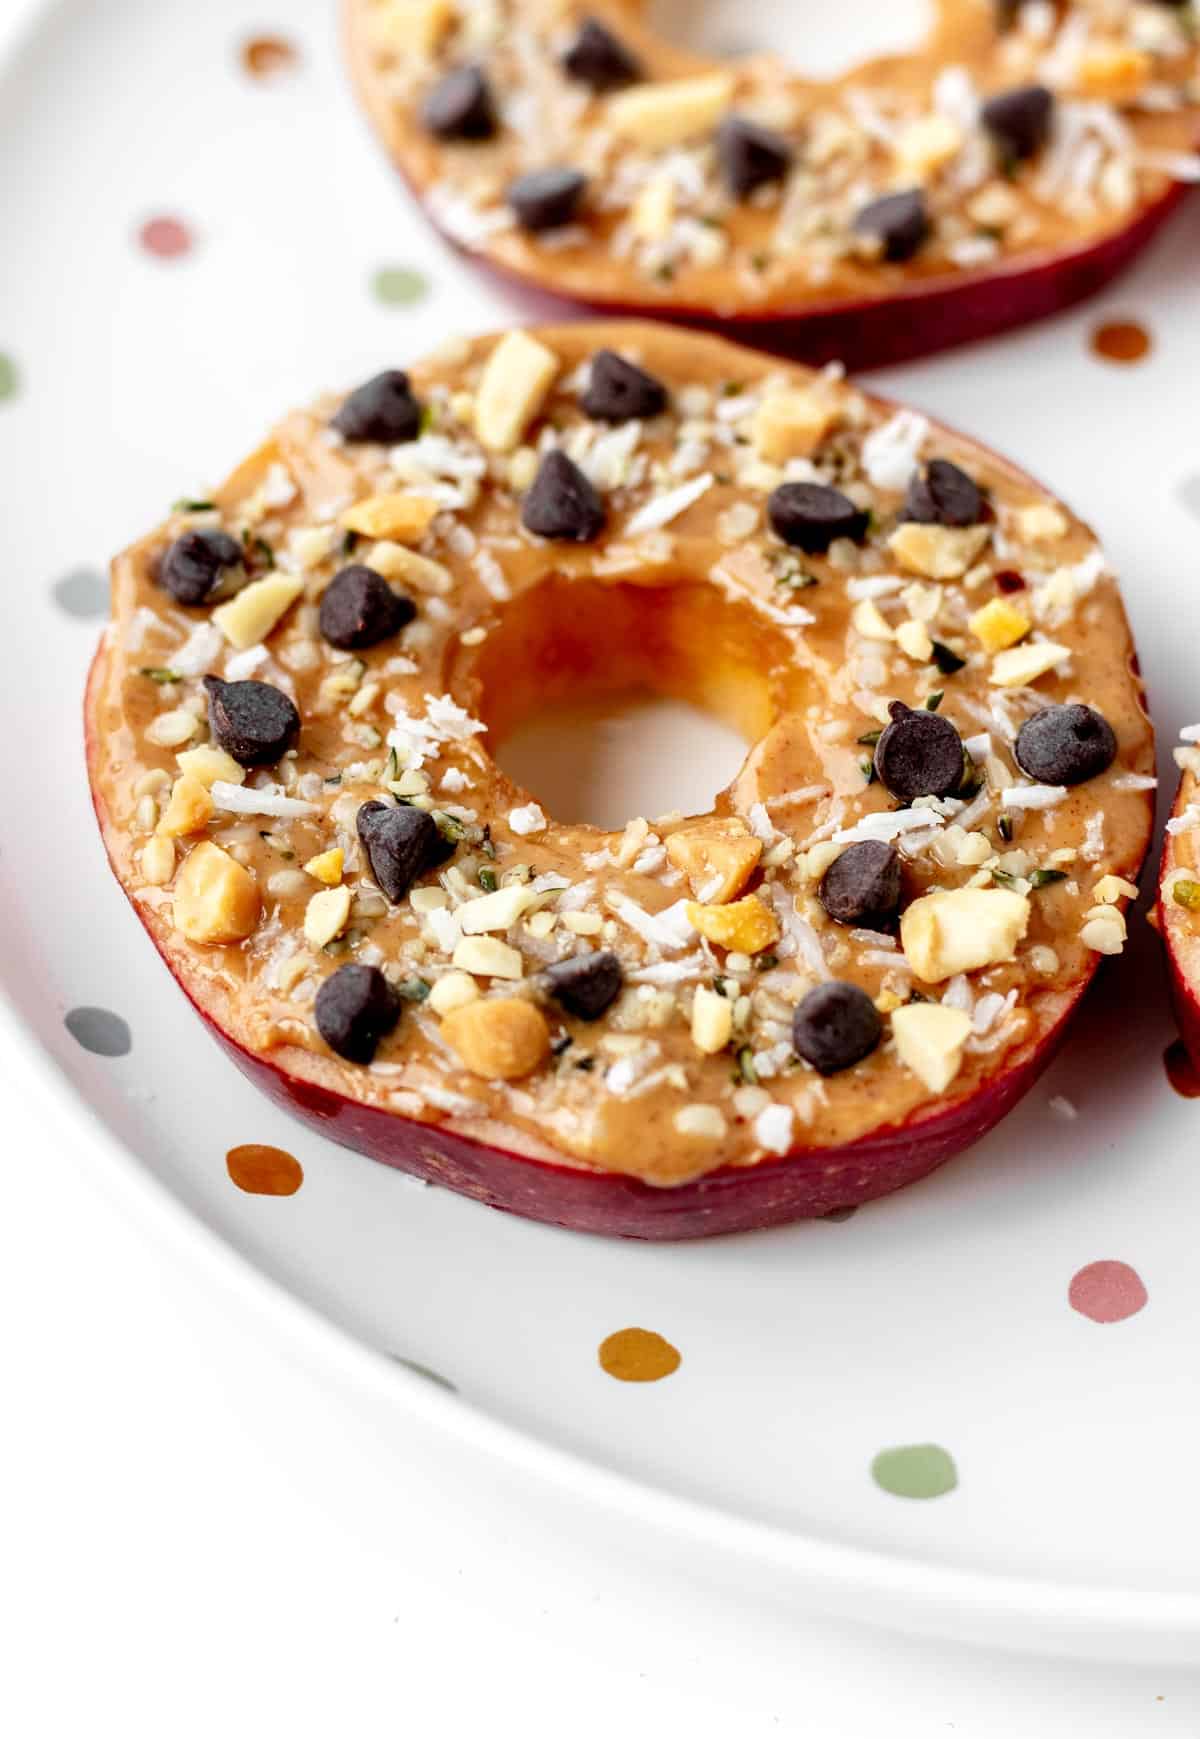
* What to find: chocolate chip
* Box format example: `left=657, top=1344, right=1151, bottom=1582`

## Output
left=521, top=450, right=606, bottom=542
left=852, top=189, right=930, bottom=262
left=581, top=350, right=668, bottom=423
left=873, top=701, right=965, bottom=801
left=981, top=85, right=1054, bottom=163
left=904, top=459, right=984, bottom=527
left=793, top=981, right=882, bottom=1076
left=159, top=530, right=243, bottom=606
left=768, top=482, right=869, bottom=554
left=422, top=65, right=497, bottom=141
left=319, top=564, right=415, bottom=650
left=357, top=800, right=452, bottom=904
left=508, top=167, right=588, bottom=232
left=1014, top=704, right=1117, bottom=786
left=819, top=840, right=902, bottom=931
left=717, top=116, right=793, bottom=198
left=315, top=964, right=400, bottom=1064
left=203, top=676, right=300, bottom=767
left=544, top=950, right=623, bottom=1021
left=562, top=16, right=641, bottom=90
left=331, top=371, right=423, bottom=445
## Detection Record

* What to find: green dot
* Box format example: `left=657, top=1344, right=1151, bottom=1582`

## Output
left=870, top=1443, right=958, bottom=1500
left=371, top=266, right=430, bottom=308
left=0, top=353, right=18, bottom=402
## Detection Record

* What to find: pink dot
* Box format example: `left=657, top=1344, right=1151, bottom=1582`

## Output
left=138, top=216, right=193, bottom=260
left=1069, top=1260, right=1148, bottom=1324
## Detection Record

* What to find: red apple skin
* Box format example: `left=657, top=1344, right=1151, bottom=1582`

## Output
left=1159, top=771, right=1200, bottom=1070
left=409, top=183, right=1194, bottom=373
left=88, top=643, right=1101, bottom=1238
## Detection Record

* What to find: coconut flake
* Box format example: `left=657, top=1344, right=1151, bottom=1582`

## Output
left=607, top=892, right=693, bottom=952
left=833, top=806, right=951, bottom=845
left=172, top=621, right=225, bottom=677
left=754, top=1102, right=795, bottom=1156
left=861, top=410, right=928, bottom=492
left=508, top=803, right=547, bottom=836
left=210, top=782, right=319, bottom=819
left=224, top=643, right=271, bottom=681
left=624, top=472, right=713, bottom=535
left=1000, top=783, right=1067, bottom=810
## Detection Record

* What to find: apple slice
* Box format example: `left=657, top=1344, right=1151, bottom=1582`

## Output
left=1160, top=755, right=1200, bottom=1066
left=343, top=0, right=1200, bottom=368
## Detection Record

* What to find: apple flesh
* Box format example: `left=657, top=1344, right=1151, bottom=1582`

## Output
left=1159, top=768, right=1200, bottom=1069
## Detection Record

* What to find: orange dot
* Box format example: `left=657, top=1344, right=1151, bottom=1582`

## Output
left=226, top=1143, right=304, bottom=1196
left=598, top=1327, right=681, bottom=1382
left=240, top=35, right=299, bottom=80
left=1089, top=319, right=1152, bottom=365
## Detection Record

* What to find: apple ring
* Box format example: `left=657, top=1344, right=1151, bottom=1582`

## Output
left=86, top=323, right=1153, bottom=1237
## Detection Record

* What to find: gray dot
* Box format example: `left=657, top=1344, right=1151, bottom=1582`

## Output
left=390, top=1354, right=457, bottom=1393
left=1177, top=476, right=1200, bottom=521
left=53, top=567, right=109, bottom=619
left=65, top=1006, right=131, bottom=1058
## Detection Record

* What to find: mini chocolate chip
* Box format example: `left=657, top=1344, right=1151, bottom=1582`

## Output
left=357, top=800, right=451, bottom=904
left=1014, top=703, right=1117, bottom=786
left=581, top=349, right=668, bottom=423
left=768, top=482, right=869, bottom=554
left=331, top=371, right=423, bottom=444
left=508, top=167, right=588, bottom=232
left=521, top=450, right=606, bottom=542
left=203, top=675, right=300, bottom=767
left=159, top=530, right=243, bottom=606
left=315, top=964, right=400, bottom=1064
left=717, top=116, right=794, bottom=198
left=904, top=459, right=984, bottom=528
left=319, top=565, right=415, bottom=650
left=819, top=840, right=902, bottom=931
left=544, top=950, right=623, bottom=1021
left=422, top=65, right=497, bottom=141
left=981, top=85, right=1054, bottom=163
left=793, top=981, right=882, bottom=1075
left=562, top=16, right=641, bottom=90
left=852, top=189, right=930, bottom=262
left=873, top=701, right=965, bottom=801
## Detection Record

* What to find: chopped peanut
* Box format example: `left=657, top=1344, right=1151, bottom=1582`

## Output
left=607, top=74, right=734, bottom=149
left=891, top=1003, right=972, bottom=1093
left=428, top=971, right=480, bottom=1015
left=691, top=984, right=733, bottom=1055
left=303, top=886, right=352, bottom=948
left=340, top=492, right=440, bottom=543
left=895, top=618, right=933, bottom=662
left=666, top=817, right=762, bottom=904
left=440, top=996, right=550, bottom=1079
left=990, top=640, right=1069, bottom=688
left=1093, top=874, right=1138, bottom=905
left=752, top=387, right=840, bottom=464
left=173, top=842, right=260, bottom=944
left=893, top=114, right=962, bottom=181
left=370, top=0, right=455, bottom=55
left=212, top=573, right=304, bottom=649
left=631, top=172, right=676, bottom=241
left=686, top=894, right=781, bottom=954
left=851, top=599, right=894, bottom=641
left=156, top=773, right=214, bottom=838
left=901, top=885, right=1029, bottom=982
left=176, top=744, right=245, bottom=787
left=458, top=883, right=539, bottom=933
left=453, top=934, right=524, bottom=979
left=969, top=597, right=1031, bottom=653
left=304, top=847, right=344, bottom=886
left=140, top=835, right=176, bottom=886
left=888, top=523, right=990, bottom=580
left=366, top=542, right=453, bottom=593
left=474, top=331, right=560, bottom=452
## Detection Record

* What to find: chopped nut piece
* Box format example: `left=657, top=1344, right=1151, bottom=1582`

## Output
left=459, top=882, right=539, bottom=933
left=156, top=772, right=214, bottom=838
left=440, top=995, right=550, bottom=1079
left=340, top=492, right=440, bottom=544
left=370, top=0, right=455, bottom=55
left=474, top=330, right=560, bottom=452
left=1092, top=874, right=1138, bottom=905
left=176, top=744, right=246, bottom=787
left=888, top=523, right=990, bottom=580
left=990, top=640, right=1069, bottom=688
left=895, top=618, right=934, bottom=661
left=140, top=835, right=176, bottom=886
left=1012, top=502, right=1069, bottom=543
left=666, top=817, right=762, bottom=903
left=894, top=113, right=962, bottom=181
left=673, top=1104, right=727, bottom=1140
left=686, top=893, right=781, bottom=954
left=212, top=573, right=304, bottom=650
left=752, top=386, right=840, bottom=464
left=367, top=541, right=453, bottom=593
left=966, top=183, right=1020, bottom=229
left=900, top=885, right=1030, bottom=982
left=1080, top=908, right=1126, bottom=954
left=607, top=74, right=734, bottom=149
left=562, top=910, right=603, bottom=935
left=1077, top=43, right=1151, bottom=101
left=969, top=596, right=1031, bottom=653
left=304, top=847, right=344, bottom=885
left=303, top=885, right=352, bottom=948
left=891, top=1002, right=972, bottom=1093
left=452, top=934, right=524, bottom=979
left=173, top=842, right=260, bottom=944
left=851, top=599, right=894, bottom=641
left=631, top=172, right=676, bottom=241
left=691, top=984, right=734, bottom=1055
left=428, top=970, right=480, bottom=1015
left=145, top=707, right=202, bottom=748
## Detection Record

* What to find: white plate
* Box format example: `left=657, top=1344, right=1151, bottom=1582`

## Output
left=4, top=0, right=1200, bottom=1662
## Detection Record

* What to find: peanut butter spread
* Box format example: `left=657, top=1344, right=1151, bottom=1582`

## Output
left=87, top=322, right=1153, bottom=1187
left=345, top=0, right=1200, bottom=318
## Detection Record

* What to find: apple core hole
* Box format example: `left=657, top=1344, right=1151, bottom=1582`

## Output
left=468, top=577, right=798, bottom=832
left=645, top=0, right=933, bottom=78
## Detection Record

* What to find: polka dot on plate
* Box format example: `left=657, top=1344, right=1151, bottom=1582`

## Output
left=0, top=352, right=18, bottom=402
left=1069, top=1260, right=1148, bottom=1324
left=240, top=34, right=299, bottom=80
left=1089, top=318, right=1152, bottom=365
left=138, top=216, right=194, bottom=261
left=371, top=265, right=431, bottom=308
left=225, top=1142, right=304, bottom=1196
left=598, top=1326, right=681, bottom=1382
left=65, top=1006, right=131, bottom=1058
left=53, top=566, right=109, bottom=619
left=871, top=1443, right=958, bottom=1500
